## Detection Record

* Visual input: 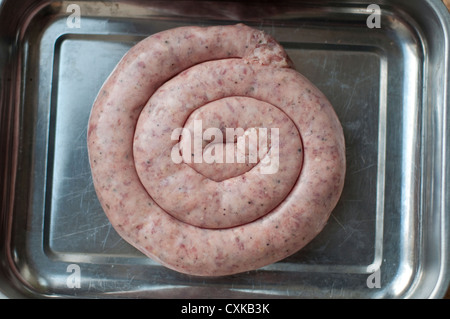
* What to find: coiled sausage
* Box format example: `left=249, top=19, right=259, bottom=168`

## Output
left=87, top=24, right=345, bottom=276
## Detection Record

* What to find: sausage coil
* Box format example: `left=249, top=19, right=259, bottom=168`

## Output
left=87, top=24, right=346, bottom=276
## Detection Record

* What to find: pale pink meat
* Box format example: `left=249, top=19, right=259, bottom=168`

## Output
left=87, top=24, right=346, bottom=276
left=134, top=92, right=302, bottom=229
left=180, top=96, right=288, bottom=182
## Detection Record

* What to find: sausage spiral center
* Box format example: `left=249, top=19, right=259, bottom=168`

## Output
left=134, top=88, right=303, bottom=228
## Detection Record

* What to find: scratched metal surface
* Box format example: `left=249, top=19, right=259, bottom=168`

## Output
left=0, top=0, right=449, bottom=298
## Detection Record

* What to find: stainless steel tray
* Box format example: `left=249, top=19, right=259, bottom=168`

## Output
left=1, top=0, right=449, bottom=298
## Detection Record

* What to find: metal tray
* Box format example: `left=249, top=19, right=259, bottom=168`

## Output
left=1, top=0, right=449, bottom=298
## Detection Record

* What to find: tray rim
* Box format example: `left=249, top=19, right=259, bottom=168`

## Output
left=0, top=0, right=449, bottom=299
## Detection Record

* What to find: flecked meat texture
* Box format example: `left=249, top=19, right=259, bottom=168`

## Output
left=87, top=24, right=346, bottom=276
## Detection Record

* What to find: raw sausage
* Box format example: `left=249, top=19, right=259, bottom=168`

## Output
left=134, top=93, right=302, bottom=229
left=87, top=24, right=346, bottom=276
